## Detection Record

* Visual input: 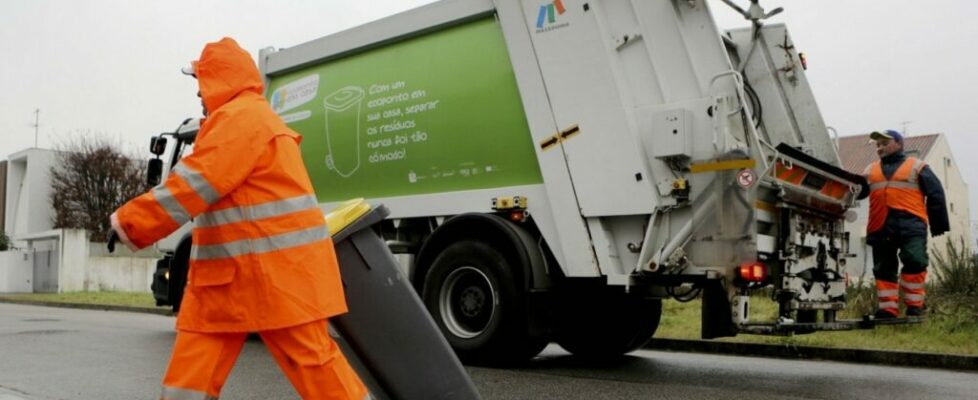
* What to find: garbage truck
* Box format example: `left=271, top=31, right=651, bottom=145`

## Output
left=145, top=0, right=888, bottom=364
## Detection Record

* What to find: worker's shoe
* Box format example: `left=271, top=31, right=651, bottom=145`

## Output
left=906, top=306, right=926, bottom=317
left=873, top=309, right=897, bottom=320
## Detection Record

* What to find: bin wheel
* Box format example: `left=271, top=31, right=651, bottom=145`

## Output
left=422, top=240, right=542, bottom=365
left=553, top=287, right=661, bottom=359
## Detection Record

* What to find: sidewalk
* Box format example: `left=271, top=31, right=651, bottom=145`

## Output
left=2, top=296, right=976, bottom=371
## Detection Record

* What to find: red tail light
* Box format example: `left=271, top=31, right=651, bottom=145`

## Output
left=738, top=261, right=768, bottom=282
left=509, top=210, right=526, bottom=222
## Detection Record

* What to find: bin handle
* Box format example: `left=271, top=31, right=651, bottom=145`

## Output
left=325, top=198, right=371, bottom=235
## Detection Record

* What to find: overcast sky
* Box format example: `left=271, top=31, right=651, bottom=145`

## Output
left=2, top=0, right=977, bottom=220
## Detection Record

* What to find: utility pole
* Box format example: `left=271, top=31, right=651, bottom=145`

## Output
left=32, top=108, right=40, bottom=148
left=899, top=120, right=911, bottom=136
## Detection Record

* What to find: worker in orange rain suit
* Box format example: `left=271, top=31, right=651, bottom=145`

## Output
left=865, top=129, right=949, bottom=320
left=109, top=37, right=368, bottom=400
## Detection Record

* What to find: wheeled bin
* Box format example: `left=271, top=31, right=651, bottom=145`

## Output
left=326, top=199, right=481, bottom=400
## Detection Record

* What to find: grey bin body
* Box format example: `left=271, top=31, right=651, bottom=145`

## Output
left=330, top=205, right=480, bottom=400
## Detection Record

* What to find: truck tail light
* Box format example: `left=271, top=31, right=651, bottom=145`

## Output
left=738, top=261, right=767, bottom=283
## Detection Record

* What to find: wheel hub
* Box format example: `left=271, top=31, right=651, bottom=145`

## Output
left=439, top=266, right=496, bottom=339
left=458, top=286, right=486, bottom=317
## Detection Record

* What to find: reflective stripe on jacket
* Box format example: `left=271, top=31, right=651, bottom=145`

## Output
left=865, top=157, right=928, bottom=234
left=112, top=38, right=347, bottom=332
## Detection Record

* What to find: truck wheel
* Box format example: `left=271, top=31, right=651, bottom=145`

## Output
left=168, top=239, right=191, bottom=313
left=422, top=240, right=544, bottom=365
left=554, top=288, right=661, bottom=359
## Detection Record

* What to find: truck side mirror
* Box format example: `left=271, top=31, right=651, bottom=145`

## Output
left=147, top=158, right=163, bottom=187
left=150, top=136, right=168, bottom=156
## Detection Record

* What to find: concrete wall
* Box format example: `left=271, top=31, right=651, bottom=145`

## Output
left=3, top=229, right=160, bottom=293
left=0, top=249, right=33, bottom=293
left=57, top=229, right=160, bottom=293
left=844, top=135, right=972, bottom=282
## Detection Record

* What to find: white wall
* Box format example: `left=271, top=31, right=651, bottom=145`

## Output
left=925, top=136, right=973, bottom=255
left=0, top=249, right=33, bottom=293
left=83, top=257, right=157, bottom=292
left=56, top=229, right=160, bottom=292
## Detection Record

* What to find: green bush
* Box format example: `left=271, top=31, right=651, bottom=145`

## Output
left=930, top=238, right=978, bottom=297
left=0, top=231, right=9, bottom=251
left=929, top=238, right=978, bottom=329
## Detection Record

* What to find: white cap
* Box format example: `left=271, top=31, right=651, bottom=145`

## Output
left=180, top=60, right=198, bottom=77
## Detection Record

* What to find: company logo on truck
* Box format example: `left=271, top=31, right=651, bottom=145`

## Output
left=270, top=74, right=319, bottom=115
left=535, top=0, right=569, bottom=33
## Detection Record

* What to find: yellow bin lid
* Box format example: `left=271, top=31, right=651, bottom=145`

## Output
left=324, top=198, right=371, bottom=236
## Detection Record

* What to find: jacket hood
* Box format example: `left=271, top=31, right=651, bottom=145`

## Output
left=195, top=37, right=264, bottom=113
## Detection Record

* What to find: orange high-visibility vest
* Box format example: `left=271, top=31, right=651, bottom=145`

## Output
left=865, top=157, right=929, bottom=234
left=111, top=38, right=347, bottom=332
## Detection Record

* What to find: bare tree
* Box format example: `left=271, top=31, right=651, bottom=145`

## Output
left=50, top=134, right=147, bottom=242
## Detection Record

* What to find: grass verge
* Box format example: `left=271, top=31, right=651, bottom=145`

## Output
left=657, top=290, right=978, bottom=356
left=0, top=291, right=157, bottom=308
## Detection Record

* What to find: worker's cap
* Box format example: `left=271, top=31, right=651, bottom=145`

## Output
left=180, top=60, right=199, bottom=78
left=870, top=129, right=903, bottom=144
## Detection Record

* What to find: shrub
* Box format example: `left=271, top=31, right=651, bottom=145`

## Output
left=0, top=231, right=9, bottom=251
left=929, top=238, right=978, bottom=327
left=930, top=238, right=978, bottom=297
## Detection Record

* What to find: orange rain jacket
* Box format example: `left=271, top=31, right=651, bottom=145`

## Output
left=865, top=157, right=929, bottom=234
left=111, top=38, right=347, bottom=332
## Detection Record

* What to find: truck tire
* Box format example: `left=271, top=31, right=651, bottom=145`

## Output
left=168, top=239, right=192, bottom=313
left=422, top=240, right=545, bottom=365
left=553, top=287, right=661, bottom=359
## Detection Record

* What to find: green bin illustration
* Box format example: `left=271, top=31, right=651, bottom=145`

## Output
left=324, top=86, right=365, bottom=177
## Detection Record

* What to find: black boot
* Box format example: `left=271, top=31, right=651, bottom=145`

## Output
left=874, top=309, right=897, bottom=319
left=906, top=306, right=925, bottom=317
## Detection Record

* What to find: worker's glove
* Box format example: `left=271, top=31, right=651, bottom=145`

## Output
left=107, top=230, right=120, bottom=254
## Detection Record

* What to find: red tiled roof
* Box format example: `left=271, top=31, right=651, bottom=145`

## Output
left=836, top=133, right=940, bottom=174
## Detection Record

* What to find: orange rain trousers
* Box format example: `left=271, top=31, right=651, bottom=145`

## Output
left=161, top=320, right=367, bottom=400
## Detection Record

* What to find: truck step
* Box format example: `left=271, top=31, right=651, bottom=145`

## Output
left=737, top=315, right=925, bottom=335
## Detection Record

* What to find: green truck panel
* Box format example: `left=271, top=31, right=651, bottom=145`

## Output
left=266, top=18, right=543, bottom=202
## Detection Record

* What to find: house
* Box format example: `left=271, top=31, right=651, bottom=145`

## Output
left=1, top=147, right=160, bottom=294
left=4, top=148, right=58, bottom=239
left=837, top=133, right=972, bottom=281
left=0, top=160, right=6, bottom=236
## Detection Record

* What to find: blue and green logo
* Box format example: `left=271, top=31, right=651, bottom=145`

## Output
left=536, top=0, right=567, bottom=29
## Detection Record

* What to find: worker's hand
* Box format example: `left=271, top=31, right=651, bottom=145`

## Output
left=107, top=231, right=120, bottom=253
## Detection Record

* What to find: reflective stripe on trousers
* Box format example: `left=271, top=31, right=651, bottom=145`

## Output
left=901, top=271, right=927, bottom=307
left=876, top=279, right=899, bottom=314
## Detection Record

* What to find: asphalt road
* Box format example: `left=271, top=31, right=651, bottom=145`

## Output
left=1, top=303, right=976, bottom=399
